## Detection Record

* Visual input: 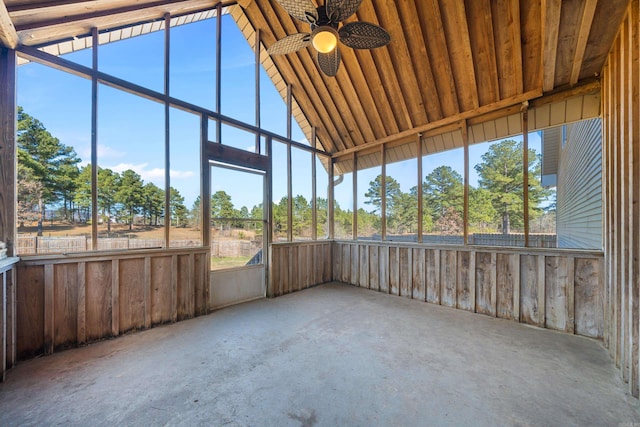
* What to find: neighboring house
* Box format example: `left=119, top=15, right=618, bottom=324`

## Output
left=542, top=119, right=603, bottom=250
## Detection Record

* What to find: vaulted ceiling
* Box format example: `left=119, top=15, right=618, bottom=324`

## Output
left=0, top=0, right=630, bottom=156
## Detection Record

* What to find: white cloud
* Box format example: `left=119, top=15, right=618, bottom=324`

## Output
left=79, top=144, right=126, bottom=161
left=107, top=162, right=194, bottom=184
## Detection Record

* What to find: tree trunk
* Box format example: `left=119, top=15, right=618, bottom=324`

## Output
left=37, top=198, right=44, bottom=236
left=502, top=209, right=510, bottom=235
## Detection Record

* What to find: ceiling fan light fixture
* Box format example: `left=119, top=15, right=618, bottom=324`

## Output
left=311, top=26, right=338, bottom=53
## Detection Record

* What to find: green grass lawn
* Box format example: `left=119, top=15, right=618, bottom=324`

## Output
left=210, top=256, right=253, bottom=270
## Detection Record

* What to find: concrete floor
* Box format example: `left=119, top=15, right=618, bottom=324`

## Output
left=1, top=283, right=639, bottom=426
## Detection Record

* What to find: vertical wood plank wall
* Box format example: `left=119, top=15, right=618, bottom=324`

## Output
left=269, top=241, right=332, bottom=297
left=13, top=248, right=209, bottom=360
left=602, top=0, right=640, bottom=398
left=1, top=258, right=18, bottom=382
left=332, top=242, right=604, bottom=339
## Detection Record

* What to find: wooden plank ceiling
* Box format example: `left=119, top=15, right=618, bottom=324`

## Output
left=0, top=0, right=630, bottom=156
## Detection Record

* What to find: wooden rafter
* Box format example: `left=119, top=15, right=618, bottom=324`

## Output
left=396, top=0, right=442, bottom=122
left=542, top=0, right=562, bottom=92
left=416, top=0, right=459, bottom=117
left=2, top=0, right=629, bottom=156
left=441, top=0, right=478, bottom=111
left=0, top=1, right=19, bottom=48
left=356, top=1, right=413, bottom=131
left=570, top=0, right=598, bottom=85
left=372, top=1, right=427, bottom=127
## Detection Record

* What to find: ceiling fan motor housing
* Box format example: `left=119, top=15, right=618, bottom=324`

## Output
left=309, top=6, right=339, bottom=30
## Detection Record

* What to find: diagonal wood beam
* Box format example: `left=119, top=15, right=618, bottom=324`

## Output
left=332, top=89, right=542, bottom=158
left=0, top=1, right=19, bottom=48
left=570, top=0, right=598, bottom=85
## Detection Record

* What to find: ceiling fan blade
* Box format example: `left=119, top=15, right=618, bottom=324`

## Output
left=326, top=0, right=363, bottom=23
left=317, top=48, right=341, bottom=77
left=273, top=0, right=318, bottom=24
left=339, top=22, right=391, bottom=49
left=267, top=33, right=311, bottom=55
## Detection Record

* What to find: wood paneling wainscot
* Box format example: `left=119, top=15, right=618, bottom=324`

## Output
left=269, top=242, right=332, bottom=297
left=1, top=257, right=18, bottom=382
left=601, top=0, right=640, bottom=398
left=333, top=241, right=603, bottom=339
left=14, top=248, right=209, bottom=360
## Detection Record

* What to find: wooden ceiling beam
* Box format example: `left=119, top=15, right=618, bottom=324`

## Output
left=0, top=1, right=19, bottom=48
left=542, top=0, right=562, bottom=92
left=569, top=0, right=598, bottom=85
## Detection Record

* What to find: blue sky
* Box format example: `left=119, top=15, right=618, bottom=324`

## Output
left=17, top=13, right=542, bottom=214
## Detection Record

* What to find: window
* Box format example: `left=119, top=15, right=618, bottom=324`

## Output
left=272, top=140, right=288, bottom=241
left=422, top=147, right=464, bottom=245
left=385, top=142, right=418, bottom=242
left=291, top=146, right=313, bottom=240
left=469, top=139, right=524, bottom=247
left=333, top=157, right=354, bottom=239
left=315, top=154, right=330, bottom=239
left=170, top=18, right=217, bottom=111
left=97, top=86, right=165, bottom=249
left=169, top=109, right=201, bottom=247
left=16, top=65, right=90, bottom=255
left=357, top=150, right=381, bottom=240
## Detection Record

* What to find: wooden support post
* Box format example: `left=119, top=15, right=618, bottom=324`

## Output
left=0, top=47, right=16, bottom=257
left=417, top=133, right=423, bottom=243
left=352, top=152, right=358, bottom=240
left=91, top=28, right=98, bottom=250
left=215, top=3, right=222, bottom=144
left=255, top=29, right=261, bottom=153
left=286, top=84, right=292, bottom=140
left=381, top=145, right=387, bottom=240
left=312, top=128, right=317, bottom=240
left=287, top=142, right=292, bottom=242
left=266, top=136, right=274, bottom=296
left=522, top=107, right=529, bottom=247
left=164, top=13, right=171, bottom=248
left=462, top=122, right=469, bottom=245
left=201, top=114, right=211, bottom=248
left=328, top=159, right=335, bottom=239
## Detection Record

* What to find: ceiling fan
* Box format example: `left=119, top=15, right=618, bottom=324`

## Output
left=267, top=0, right=391, bottom=77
